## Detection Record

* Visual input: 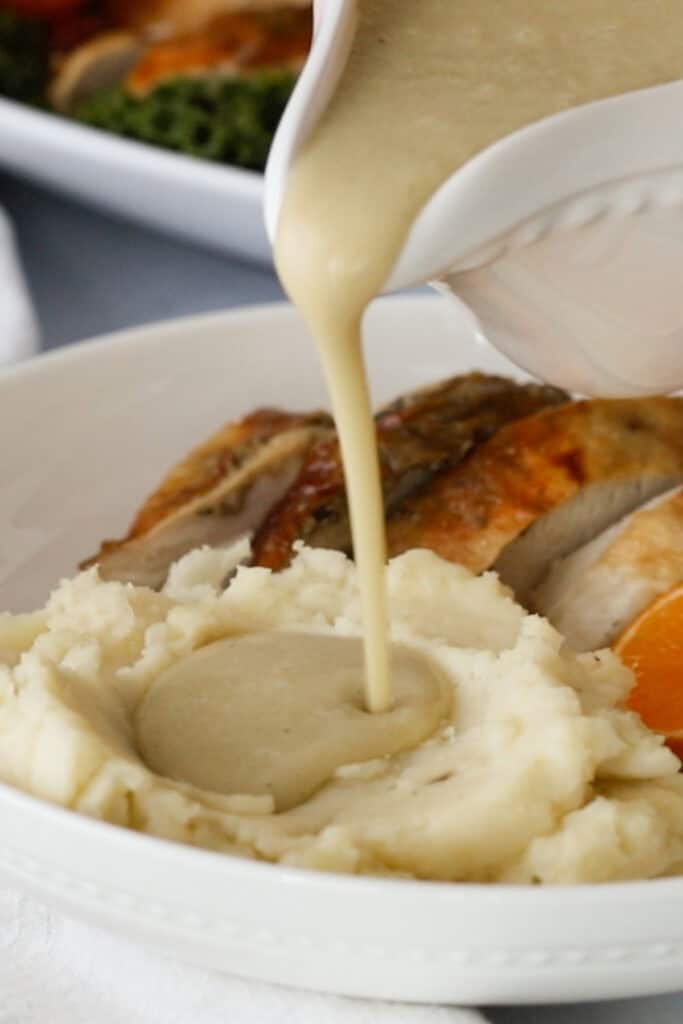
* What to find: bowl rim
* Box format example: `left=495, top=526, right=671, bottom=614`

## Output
left=0, top=95, right=265, bottom=196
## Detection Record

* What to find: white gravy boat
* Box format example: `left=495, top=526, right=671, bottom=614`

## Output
left=265, top=0, right=683, bottom=396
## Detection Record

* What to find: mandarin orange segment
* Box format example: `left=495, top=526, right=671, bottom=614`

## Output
left=615, top=584, right=683, bottom=752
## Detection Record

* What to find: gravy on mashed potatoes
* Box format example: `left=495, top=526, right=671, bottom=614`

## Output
left=1, top=543, right=683, bottom=884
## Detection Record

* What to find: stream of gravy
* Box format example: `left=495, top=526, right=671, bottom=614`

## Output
left=275, top=0, right=683, bottom=713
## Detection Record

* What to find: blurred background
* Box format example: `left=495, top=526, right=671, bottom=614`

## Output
left=3, top=169, right=284, bottom=350
left=0, top=0, right=311, bottom=352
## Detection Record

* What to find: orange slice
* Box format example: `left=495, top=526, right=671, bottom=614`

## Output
left=615, top=583, right=683, bottom=759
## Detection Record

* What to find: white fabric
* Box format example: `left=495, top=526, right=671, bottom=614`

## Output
left=0, top=884, right=487, bottom=1024
left=0, top=206, right=40, bottom=364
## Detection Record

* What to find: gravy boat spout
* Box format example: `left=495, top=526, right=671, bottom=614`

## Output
left=265, top=0, right=683, bottom=396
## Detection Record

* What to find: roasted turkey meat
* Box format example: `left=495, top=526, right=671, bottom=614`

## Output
left=84, top=377, right=683, bottom=639
left=533, top=485, right=683, bottom=650
left=84, top=408, right=332, bottom=588
left=252, top=373, right=569, bottom=569
left=85, top=373, right=568, bottom=588
left=386, top=397, right=683, bottom=602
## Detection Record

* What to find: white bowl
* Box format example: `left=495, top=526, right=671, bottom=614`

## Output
left=0, top=98, right=268, bottom=263
left=1, top=296, right=682, bottom=1006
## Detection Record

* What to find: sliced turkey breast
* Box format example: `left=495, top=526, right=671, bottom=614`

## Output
left=83, top=409, right=332, bottom=588
left=85, top=374, right=566, bottom=586
left=386, top=398, right=683, bottom=602
left=533, top=486, right=683, bottom=651
left=252, top=374, right=569, bottom=569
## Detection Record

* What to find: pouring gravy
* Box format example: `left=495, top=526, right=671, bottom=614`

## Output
left=275, top=0, right=683, bottom=713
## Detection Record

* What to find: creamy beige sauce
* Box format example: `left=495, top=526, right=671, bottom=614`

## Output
left=136, top=632, right=449, bottom=810
left=275, top=0, right=683, bottom=713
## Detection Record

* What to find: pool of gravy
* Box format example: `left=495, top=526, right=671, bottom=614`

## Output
left=137, top=633, right=450, bottom=810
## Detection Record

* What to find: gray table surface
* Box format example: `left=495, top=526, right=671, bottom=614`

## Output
left=3, top=169, right=683, bottom=1023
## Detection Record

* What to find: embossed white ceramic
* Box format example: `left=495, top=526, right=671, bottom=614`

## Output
left=1, top=297, right=682, bottom=1005
left=265, top=0, right=683, bottom=395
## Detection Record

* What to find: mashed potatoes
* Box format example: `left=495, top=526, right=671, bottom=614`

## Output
left=1, top=543, right=682, bottom=883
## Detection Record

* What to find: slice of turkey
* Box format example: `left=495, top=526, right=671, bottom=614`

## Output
left=533, top=486, right=683, bottom=651
left=252, top=373, right=568, bottom=570
left=83, top=409, right=331, bottom=588
left=386, top=398, right=683, bottom=602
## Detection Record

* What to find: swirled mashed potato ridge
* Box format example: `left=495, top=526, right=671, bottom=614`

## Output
left=1, top=544, right=682, bottom=883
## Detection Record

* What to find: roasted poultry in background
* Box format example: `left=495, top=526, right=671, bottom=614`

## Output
left=0, top=0, right=311, bottom=170
left=48, top=2, right=312, bottom=112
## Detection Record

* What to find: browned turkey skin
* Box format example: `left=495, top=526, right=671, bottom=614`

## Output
left=85, top=377, right=683, bottom=632
left=385, top=397, right=683, bottom=602
left=84, top=373, right=568, bottom=587
left=252, top=373, right=569, bottom=569
left=84, top=408, right=332, bottom=588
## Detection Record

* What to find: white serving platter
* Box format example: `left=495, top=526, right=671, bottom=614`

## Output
left=0, top=296, right=682, bottom=1006
left=0, top=97, right=268, bottom=262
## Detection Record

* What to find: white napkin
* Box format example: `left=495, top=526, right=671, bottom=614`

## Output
left=0, top=205, right=40, bottom=364
left=0, top=883, right=488, bottom=1024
